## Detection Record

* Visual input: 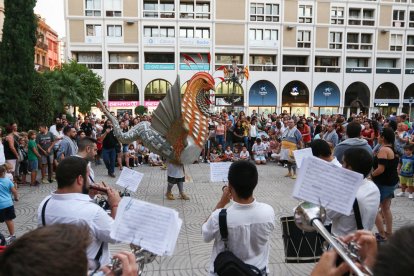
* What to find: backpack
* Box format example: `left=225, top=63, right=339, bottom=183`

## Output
left=214, top=209, right=263, bottom=276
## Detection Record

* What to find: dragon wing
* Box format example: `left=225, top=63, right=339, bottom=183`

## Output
left=150, top=76, right=182, bottom=136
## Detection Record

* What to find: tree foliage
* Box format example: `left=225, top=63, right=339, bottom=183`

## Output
left=0, top=0, right=37, bottom=129
left=135, top=105, right=148, bottom=115
left=44, top=60, right=104, bottom=115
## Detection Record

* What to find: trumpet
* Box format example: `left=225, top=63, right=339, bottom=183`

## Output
left=294, top=202, right=373, bottom=276
left=108, top=244, right=157, bottom=276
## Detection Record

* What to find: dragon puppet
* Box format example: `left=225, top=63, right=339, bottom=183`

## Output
left=98, top=72, right=215, bottom=164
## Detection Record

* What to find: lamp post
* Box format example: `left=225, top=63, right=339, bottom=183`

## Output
left=225, top=60, right=245, bottom=112
left=409, top=97, right=413, bottom=122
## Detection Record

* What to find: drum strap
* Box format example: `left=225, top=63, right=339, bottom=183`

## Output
left=353, top=199, right=363, bottom=230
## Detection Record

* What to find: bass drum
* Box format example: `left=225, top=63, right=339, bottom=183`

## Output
left=280, top=216, right=324, bottom=263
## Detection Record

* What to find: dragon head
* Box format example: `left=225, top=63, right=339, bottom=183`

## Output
left=187, top=72, right=215, bottom=117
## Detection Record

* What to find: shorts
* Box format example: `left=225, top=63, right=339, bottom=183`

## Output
left=28, top=159, right=38, bottom=171
left=122, top=145, right=129, bottom=153
left=115, top=144, right=121, bottom=154
left=0, top=206, right=16, bottom=223
left=168, top=176, right=185, bottom=184
left=255, top=155, right=266, bottom=161
left=41, top=155, right=54, bottom=165
left=399, top=176, right=414, bottom=186
left=377, top=184, right=396, bottom=203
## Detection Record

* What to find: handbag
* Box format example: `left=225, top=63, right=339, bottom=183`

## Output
left=214, top=209, right=263, bottom=276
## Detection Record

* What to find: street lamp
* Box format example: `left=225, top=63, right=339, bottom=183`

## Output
left=409, top=97, right=413, bottom=122
left=225, top=60, right=245, bottom=111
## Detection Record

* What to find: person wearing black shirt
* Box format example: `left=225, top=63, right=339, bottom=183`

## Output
left=101, top=120, right=118, bottom=177
left=80, top=117, right=93, bottom=137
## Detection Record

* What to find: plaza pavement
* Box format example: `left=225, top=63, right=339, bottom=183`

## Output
left=2, top=161, right=414, bottom=275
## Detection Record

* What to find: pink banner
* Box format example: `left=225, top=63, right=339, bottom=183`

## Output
left=144, top=101, right=159, bottom=108
left=108, top=101, right=140, bottom=107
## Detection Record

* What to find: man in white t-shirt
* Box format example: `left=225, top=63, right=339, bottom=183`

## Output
left=326, top=148, right=380, bottom=237
left=37, top=157, right=121, bottom=266
left=202, top=161, right=275, bottom=275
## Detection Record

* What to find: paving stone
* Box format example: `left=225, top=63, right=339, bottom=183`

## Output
left=2, top=162, right=414, bottom=275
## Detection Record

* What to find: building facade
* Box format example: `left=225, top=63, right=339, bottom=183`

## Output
left=35, top=16, right=61, bottom=71
left=64, top=0, right=414, bottom=117
left=0, top=0, right=4, bottom=41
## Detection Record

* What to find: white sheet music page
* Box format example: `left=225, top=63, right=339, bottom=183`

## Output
left=210, top=162, right=232, bottom=182
left=116, top=167, right=144, bottom=192
left=292, top=156, right=363, bottom=216
left=293, top=148, right=313, bottom=168
left=110, top=198, right=182, bottom=256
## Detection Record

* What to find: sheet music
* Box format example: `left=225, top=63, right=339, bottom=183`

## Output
left=116, top=167, right=144, bottom=192
left=111, top=198, right=182, bottom=256
left=293, top=148, right=313, bottom=168
left=292, top=156, right=363, bottom=216
left=210, top=162, right=232, bottom=182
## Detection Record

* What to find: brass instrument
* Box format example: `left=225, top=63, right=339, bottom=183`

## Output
left=294, top=202, right=373, bottom=276
left=108, top=244, right=157, bottom=276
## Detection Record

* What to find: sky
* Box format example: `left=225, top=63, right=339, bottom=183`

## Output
left=34, top=0, right=66, bottom=38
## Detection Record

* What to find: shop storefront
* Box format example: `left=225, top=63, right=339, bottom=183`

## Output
left=373, top=82, right=400, bottom=116
left=312, top=81, right=340, bottom=115
left=108, top=79, right=140, bottom=115
left=402, top=83, right=414, bottom=119
left=248, top=80, right=277, bottom=115
left=344, top=82, right=370, bottom=116
left=282, top=81, right=309, bottom=116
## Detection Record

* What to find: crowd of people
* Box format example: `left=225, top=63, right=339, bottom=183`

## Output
left=0, top=108, right=413, bottom=275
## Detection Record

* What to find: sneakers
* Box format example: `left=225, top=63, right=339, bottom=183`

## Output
left=41, top=178, right=49, bottom=184
left=179, top=192, right=190, bottom=200
left=6, top=235, right=16, bottom=245
left=166, top=192, right=175, bottom=200
left=409, top=194, right=414, bottom=199
left=396, top=191, right=405, bottom=197
left=291, top=174, right=297, bottom=179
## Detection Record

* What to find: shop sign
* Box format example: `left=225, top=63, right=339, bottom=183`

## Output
left=376, top=68, right=401, bottom=74
left=374, top=103, right=389, bottom=107
left=346, top=68, right=372, bottom=73
left=143, top=37, right=175, bottom=46
left=374, top=99, right=400, bottom=107
left=144, top=63, right=175, bottom=70
left=179, top=64, right=210, bottom=70
left=108, top=101, right=140, bottom=107
left=179, top=38, right=211, bottom=47
left=144, top=101, right=159, bottom=108
left=405, top=69, right=414, bottom=74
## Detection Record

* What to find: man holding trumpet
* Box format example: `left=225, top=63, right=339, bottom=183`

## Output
left=37, top=156, right=121, bottom=267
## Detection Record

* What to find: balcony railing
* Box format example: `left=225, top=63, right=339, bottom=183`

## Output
left=78, top=62, right=102, bottom=69
left=36, top=41, right=48, bottom=51
left=282, top=65, right=309, bottom=72
left=108, top=63, right=139, bottom=69
left=314, top=66, right=341, bottom=73
left=249, top=64, right=277, bottom=71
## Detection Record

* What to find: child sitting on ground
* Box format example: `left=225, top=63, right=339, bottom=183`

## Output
left=0, top=165, right=19, bottom=244
left=232, top=148, right=240, bottom=162
left=223, top=146, right=234, bottom=161
left=209, top=148, right=222, bottom=163
left=240, top=146, right=250, bottom=161
left=148, top=152, right=164, bottom=167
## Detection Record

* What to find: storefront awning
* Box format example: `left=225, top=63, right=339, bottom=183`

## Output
left=249, top=80, right=277, bottom=106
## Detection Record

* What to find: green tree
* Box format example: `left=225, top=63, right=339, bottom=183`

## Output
left=30, top=72, right=56, bottom=129
left=44, top=60, right=104, bottom=115
left=0, top=0, right=37, bottom=129
left=135, top=105, right=148, bottom=115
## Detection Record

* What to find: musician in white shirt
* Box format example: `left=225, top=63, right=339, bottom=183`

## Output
left=202, top=161, right=275, bottom=275
left=37, top=156, right=121, bottom=266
